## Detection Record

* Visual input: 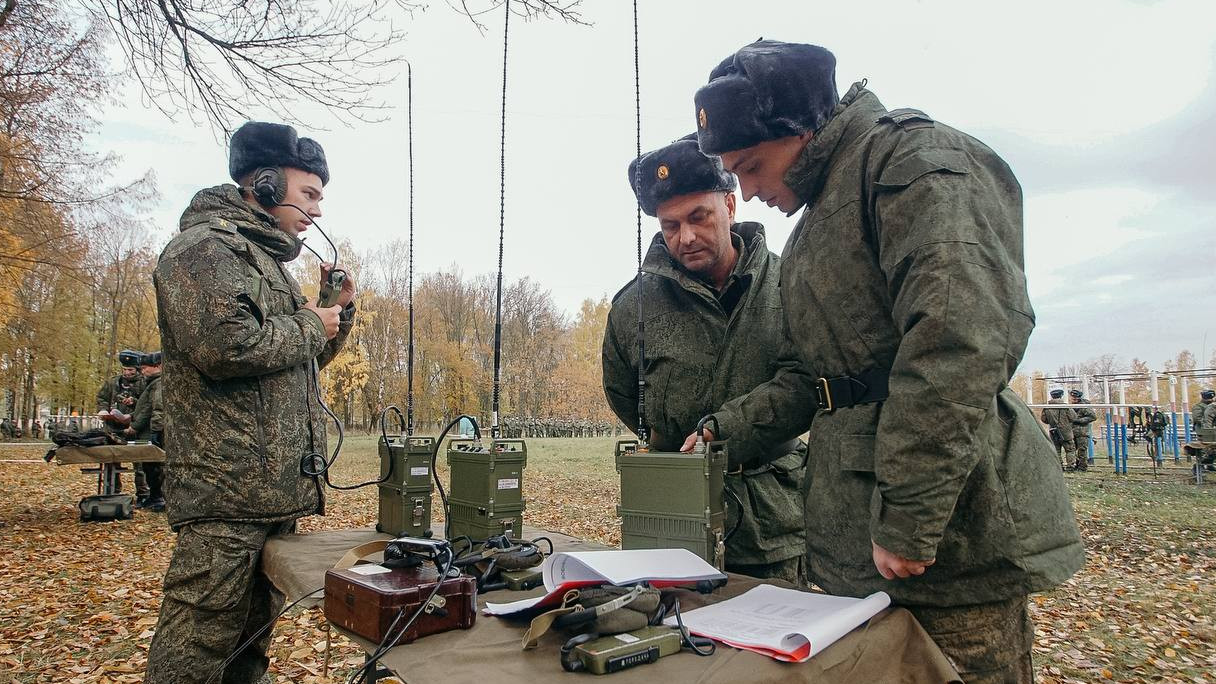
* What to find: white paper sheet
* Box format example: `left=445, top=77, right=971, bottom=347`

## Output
left=484, top=548, right=727, bottom=616
left=664, top=584, right=890, bottom=661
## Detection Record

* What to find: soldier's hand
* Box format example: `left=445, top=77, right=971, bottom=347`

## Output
left=872, top=541, right=934, bottom=579
left=303, top=301, right=342, bottom=340
left=680, top=428, right=715, bottom=452
left=321, top=263, right=356, bottom=309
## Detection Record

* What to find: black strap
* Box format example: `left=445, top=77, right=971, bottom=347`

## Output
left=815, top=368, right=889, bottom=413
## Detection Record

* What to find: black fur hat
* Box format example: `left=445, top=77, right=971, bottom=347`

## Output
left=694, top=40, right=839, bottom=156
left=628, top=134, right=736, bottom=216
left=1069, top=389, right=1084, bottom=398
left=228, top=121, right=330, bottom=186
left=1202, top=389, right=1215, bottom=400
left=1049, top=388, right=1065, bottom=398
left=140, top=351, right=163, bottom=367
left=118, top=349, right=143, bottom=368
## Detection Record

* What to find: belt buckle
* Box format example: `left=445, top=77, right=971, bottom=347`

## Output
left=816, top=377, right=834, bottom=413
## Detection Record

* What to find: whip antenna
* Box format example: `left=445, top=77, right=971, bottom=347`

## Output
left=406, top=62, right=417, bottom=436
left=632, top=0, right=648, bottom=448
left=491, top=0, right=511, bottom=439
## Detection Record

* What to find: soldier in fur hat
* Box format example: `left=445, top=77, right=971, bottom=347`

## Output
left=144, top=122, right=356, bottom=684
left=683, top=40, right=1084, bottom=683
left=603, top=134, right=806, bottom=583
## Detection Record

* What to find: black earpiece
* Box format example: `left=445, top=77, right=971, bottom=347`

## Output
left=250, top=167, right=286, bottom=208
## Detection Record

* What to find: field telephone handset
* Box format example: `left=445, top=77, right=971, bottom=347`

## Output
left=249, top=166, right=347, bottom=307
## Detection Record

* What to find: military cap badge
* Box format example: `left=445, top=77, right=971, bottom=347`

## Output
left=657, top=164, right=670, bottom=180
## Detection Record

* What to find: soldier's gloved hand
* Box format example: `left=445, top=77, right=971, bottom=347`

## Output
left=303, top=301, right=342, bottom=340
left=321, top=263, right=356, bottom=308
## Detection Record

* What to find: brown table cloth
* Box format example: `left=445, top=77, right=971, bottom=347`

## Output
left=261, top=527, right=961, bottom=684
left=52, top=443, right=165, bottom=464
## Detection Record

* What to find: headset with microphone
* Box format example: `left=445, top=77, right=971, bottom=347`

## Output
left=248, top=166, right=347, bottom=308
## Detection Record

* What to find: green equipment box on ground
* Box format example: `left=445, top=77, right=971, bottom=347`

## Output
left=615, top=439, right=727, bottom=570
left=446, top=438, right=527, bottom=540
left=377, top=435, right=436, bottom=537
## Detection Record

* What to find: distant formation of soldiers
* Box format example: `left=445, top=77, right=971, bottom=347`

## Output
left=499, top=416, right=622, bottom=439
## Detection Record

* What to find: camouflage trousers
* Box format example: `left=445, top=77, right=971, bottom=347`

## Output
left=1073, top=435, right=1091, bottom=470
left=906, top=594, right=1034, bottom=684
left=145, top=519, right=295, bottom=684
left=727, top=555, right=805, bottom=587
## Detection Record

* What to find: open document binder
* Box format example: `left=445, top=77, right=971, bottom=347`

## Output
left=663, top=584, right=891, bottom=662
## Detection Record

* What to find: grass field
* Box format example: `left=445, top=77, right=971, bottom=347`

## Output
left=0, top=435, right=1214, bottom=683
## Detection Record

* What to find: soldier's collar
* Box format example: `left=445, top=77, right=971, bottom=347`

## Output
left=783, top=82, right=887, bottom=208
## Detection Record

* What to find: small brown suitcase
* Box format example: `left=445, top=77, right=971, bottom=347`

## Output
left=324, top=563, right=477, bottom=645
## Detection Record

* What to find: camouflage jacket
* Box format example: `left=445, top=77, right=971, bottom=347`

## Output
left=1194, top=401, right=1215, bottom=430
left=154, top=185, right=354, bottom=529
left=1039, top=399, right=1077, bottom=442
left=129, top=373, right=163, bottom=439
left=1070, top=400, right=1097, bottom=437
left=603, top=223, right=804, bottom=566
left=96, top=374, right=145, bottom=413
left=711, top=83, right=1084, bottom=605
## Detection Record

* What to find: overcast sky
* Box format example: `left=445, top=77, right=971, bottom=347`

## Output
left=91, top=0, right=1216, bottom=374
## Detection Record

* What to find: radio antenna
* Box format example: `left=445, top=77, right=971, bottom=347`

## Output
left=406, top=61, right=417, bottom=436
left=631, top=0, right=648, bottom=448
left=491, top=0, right=510, bottom=439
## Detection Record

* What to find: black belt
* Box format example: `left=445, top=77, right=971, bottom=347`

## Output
left=815, top=368, right=889, bottom=413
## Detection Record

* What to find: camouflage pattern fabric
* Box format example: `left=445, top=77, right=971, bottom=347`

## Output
left=710, top=83, right=1085, bottom=606
left=1071, top=399, right=1097, bottom=469
left=1192, top=402, right=1210, bottom=432
left=146, top=184, right=352, bottom=682
left=129, top=374, right=163, bottom=441
left=1203, top=402, right=1216, bottom=429
left=907, top=595, right=1033, bottom=684
left=96, top=374, right=145, bottom=413
left=153, top=184, right=353, bottom=529
left=145, top=520, right=294, bottom=684
left=726, top=554, right=804, bottom=588
left=603, top=223, right=804, bottom=568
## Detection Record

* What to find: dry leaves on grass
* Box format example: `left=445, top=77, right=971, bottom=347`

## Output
left=2, top=442, right=1215, bottom=684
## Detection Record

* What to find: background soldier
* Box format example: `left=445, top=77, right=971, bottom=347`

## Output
left=96, top=349, right=147, bottom=496
left=96, top=349, right=146, bottom=416
left=1068, top=389, right=1096, bottom=472
left=126, top=352, right=166, bottom=511
left=145, top=121, right=355, bottom=684
left=1194, top=389, right=1215, bottom=432
left=687, top=41, right=1084, bottom=683
left=603, top=134, right=805, bottom=583
left=1041, top=388, right=1078, bottom=469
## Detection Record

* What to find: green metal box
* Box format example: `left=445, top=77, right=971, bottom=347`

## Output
left=615, top=439, right=727, bottom=570
left=446, top=438, right=527, bottom=540
left=448, top=500, right=525, bottom=541
left=377, top=488, right=434, bottom=537
left=378, top=436, right=436, bottom=490
left=377, top=436, right=436, bottom=537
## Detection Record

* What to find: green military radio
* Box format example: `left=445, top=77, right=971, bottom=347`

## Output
left=446, top=438, right=527, bottom=540
left=377, top=434, right=437, bottom=537
left=615, top=438, right=727, bottom=570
